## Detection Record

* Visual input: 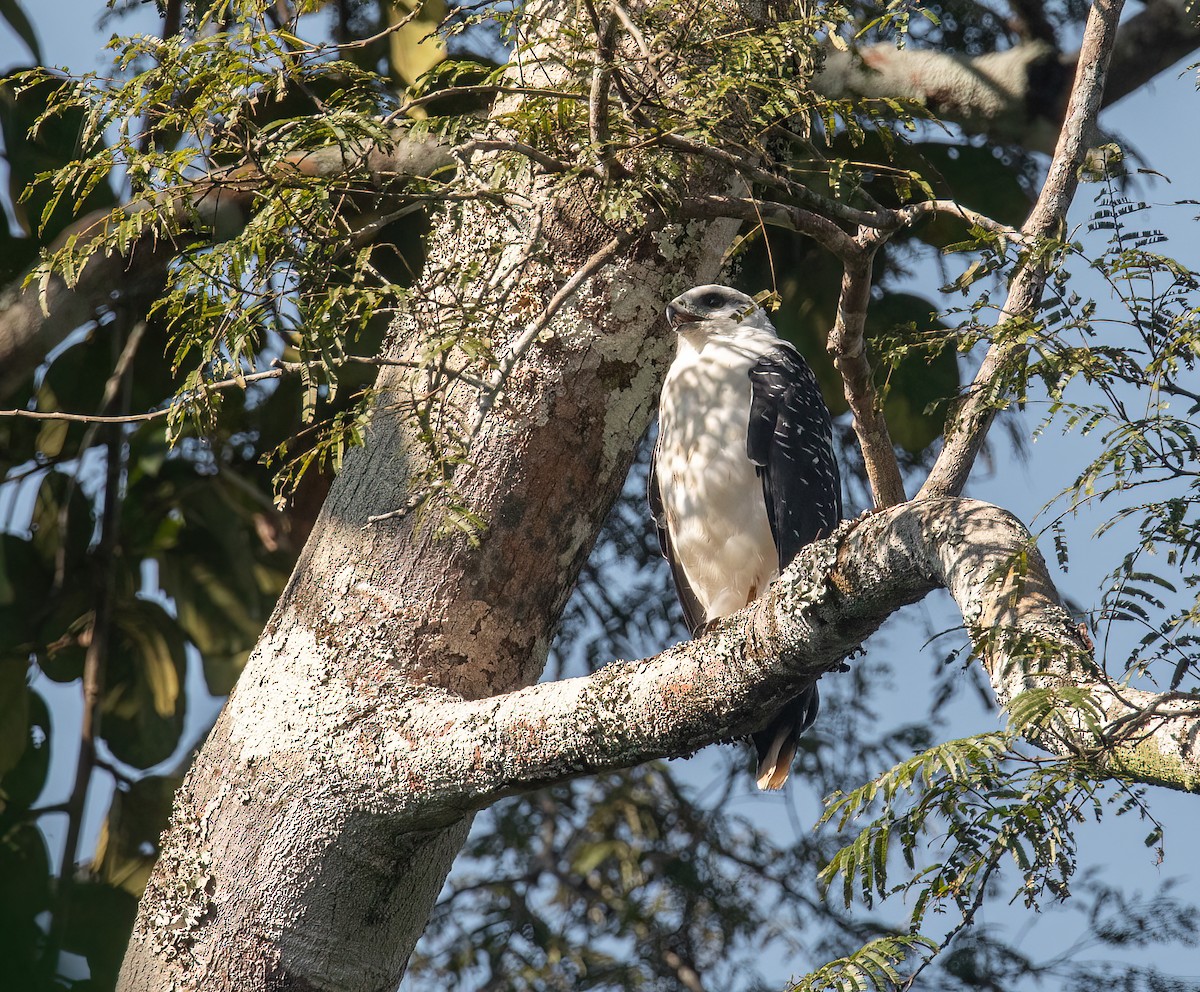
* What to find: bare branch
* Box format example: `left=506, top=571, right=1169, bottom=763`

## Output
left=1102, top=0, right=1200, bottom=110
left=658, top=134, right=891, bottom=229
left=0, top=355, right=452, bottom=425
left=815, top=0, right=1200, bottom=151
left=827, top=238, right=907, bottom=507
left=459, top=138, right=582, bottom=175
left=678, top=194, right=859, bottom=261
left=49, top=323, right=132, bottom=962
left=894, top=199, right=1025, bottom=244
left=918, top=0, right=1126, bottom=501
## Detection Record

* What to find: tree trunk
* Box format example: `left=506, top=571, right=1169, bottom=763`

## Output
left=116, top=84, right=742, bottom=992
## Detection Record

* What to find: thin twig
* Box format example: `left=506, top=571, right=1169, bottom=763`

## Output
left=470, top=232, right=636, bottom=436
left=0, top=355, right=482, bottom=426
left=895, top=199, right=1026, bottom=244
left=658, top=134, right=892, bottom=228
left=609, top=1, right=670, bottom=92
left=389, top=84, right=589, bottom=122
left=48, top=324, right=130, bottom=970
left=678, top=194, right=859, bottom=261
left=366, top=489, right=428, bottom=526
left=918, top=0, right=1127, bottom=500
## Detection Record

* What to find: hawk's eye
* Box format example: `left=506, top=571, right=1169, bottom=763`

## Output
left=701, top=293, right=723, bottom=308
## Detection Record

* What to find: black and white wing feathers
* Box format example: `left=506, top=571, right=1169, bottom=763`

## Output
left=746, top=346, right=843, bottom=564
left=745, top=345, right=842, bottom=789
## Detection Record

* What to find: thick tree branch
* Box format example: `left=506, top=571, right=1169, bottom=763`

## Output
left=221, top=499, right=1200, bottom=834
left=815, top=40, right=1069, bottom=150
left=815, top=0, right=1199, bottom=150
left=1103, top=0, right=1200, bottom=109
left=918, top=0, right=1125, bottom=501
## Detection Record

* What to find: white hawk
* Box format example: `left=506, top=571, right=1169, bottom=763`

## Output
left=649, top=284, right=842, bottom=790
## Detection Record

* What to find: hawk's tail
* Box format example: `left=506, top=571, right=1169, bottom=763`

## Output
left=753, top=684, right=820, bottom=791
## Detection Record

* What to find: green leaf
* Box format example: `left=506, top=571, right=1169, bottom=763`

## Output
left=60, top=879, right=139, bottom=987
left=0, top=690, right=50, bottom=812
left=0, top=821, right=52, bottom=988
left=100, top=599, right=187, bottom=769
left=93, top=773, right=182, bottom=897
left=0, top=73, right=117, bottom=242
left=30, top=470, right=95, bottom=580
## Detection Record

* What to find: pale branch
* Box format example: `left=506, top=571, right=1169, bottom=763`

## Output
left=894, top=199, right=1025, bottom=244
left=0, top=236, right=176, bottom=402
left=1099, top=0, right=1200, bottom=110
left=231, top=499, right=1200, bottom=828
left=609, top=0, right=670, bottom=94
left=815, top=0, right=1200, bottom=151
left=827, top=238, right=907, bottom=508
left=816, top=196, right=1023, bottom=510
left=678, top=195, right=860, bottom=261
left=0, top=135, right=455, bottom=402
left=388, top=84, right=590, bottom=121
left=918, top=0, right=1125, bottom=502
left=815, top=40, right=1068, bottom=151
left=421, top=498, right=1200, bottom=802
left=656, top=134, right=891, bottom=229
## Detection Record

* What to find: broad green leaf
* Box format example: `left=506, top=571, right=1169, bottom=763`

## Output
left=93, top=773, right=182, bottom=897
left=100, top=599, right=187, bottom=769
left=0, top=690, right=50, bottom=812
left=0, top=0, right=41, bottom=62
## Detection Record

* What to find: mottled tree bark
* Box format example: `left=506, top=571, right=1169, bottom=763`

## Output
left=117, top=481, right=1200, bottom=989
left=116, top=1, right=743, bottom=981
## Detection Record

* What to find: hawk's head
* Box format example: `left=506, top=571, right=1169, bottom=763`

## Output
left=665, top=285, right=776, bottom=336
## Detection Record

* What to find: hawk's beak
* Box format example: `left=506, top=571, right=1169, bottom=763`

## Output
left=666, top=304, right=702, bottom=330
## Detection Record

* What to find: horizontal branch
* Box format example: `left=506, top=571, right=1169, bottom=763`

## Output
left=815, top=0, right=1200, bottom=150
left=226, top=499, right=1200, bottom=832
left=0, top=135, right=455, bottom=402
left=0, top=355, right=459, bottom=424
left=815, top=40, right=1068, bottom=150
left=678, top=195, right=859, bottom=261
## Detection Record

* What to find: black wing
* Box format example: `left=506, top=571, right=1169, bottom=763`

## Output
left=746, top=346, right=843, bottom=569
left=745, top=346, right=842, bottom=786
left=648, top=439, right=707, bottom=636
